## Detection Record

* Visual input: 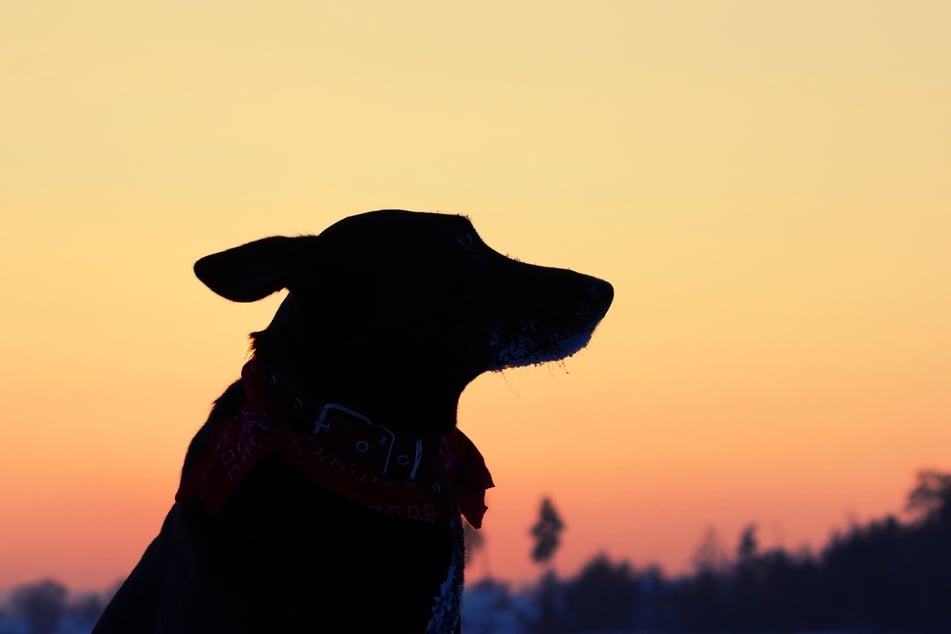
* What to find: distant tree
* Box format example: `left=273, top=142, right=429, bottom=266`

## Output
left=69, top=592, right=106, bottom=627
left=10, top=579, right=67, bottom=634
left=903, top=469, right=951, bottom=629
left=732, top=523, right=764, bottom=631
left=691, top=526, right=727, bottom=574
left=736, top=523, right=759, bottom=562
left=906, top=469, right=951, bottom=525
left=462, top=578, right=518, bottom=634
left=528, top=570, right=564, bottom=634
left=560, top=553, right=638, bottom=632
left=530, top=497, right=564, bottom=566
left=682, top=527, right=728, bottom=632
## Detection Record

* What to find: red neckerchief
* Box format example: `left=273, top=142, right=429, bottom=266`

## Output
left=176, top=359, right=494, bottom=528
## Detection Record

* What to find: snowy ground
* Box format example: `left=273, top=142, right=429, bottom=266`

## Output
left=0, top=586, right=527, bottom=634
left=0, top=586, right=864, bottom=634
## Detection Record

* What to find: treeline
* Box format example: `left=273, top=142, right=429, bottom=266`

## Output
left=517, top=469, right=951, bottom=633
left=0, top=579, right=107, bottom=634
left=3, top=471, right=949, bottom=634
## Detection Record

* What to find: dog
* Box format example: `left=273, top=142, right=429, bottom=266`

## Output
left=93, top=209, right=613, bottom=633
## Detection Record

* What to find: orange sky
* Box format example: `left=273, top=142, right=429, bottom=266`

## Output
left=2, top=1, right=950, bottom=591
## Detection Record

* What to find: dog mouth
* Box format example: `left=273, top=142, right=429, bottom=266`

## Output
left=483, top=320, right=601, bottom=371
left=481, top=276, right=613, bottom=371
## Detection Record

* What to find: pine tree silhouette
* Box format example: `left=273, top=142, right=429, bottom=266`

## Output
left=530, top=497, right=564, bottom=565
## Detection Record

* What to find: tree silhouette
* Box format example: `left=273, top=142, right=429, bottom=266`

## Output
left=10, top=579, right=67, bottom=634
left=681, top=528, right=728, bottom=632
left=736, top=523, right=759, bottom=562
left=70, top=592, right=106, bottom=627
left=906, top=469, right=951, bottom=524
left=691, top=526, right=727, bottom=574
left=560, top=553, right=638, bottom=631
left=529, top=497, right=564, bottom=565
left=526, top=498, right=567, bottom=632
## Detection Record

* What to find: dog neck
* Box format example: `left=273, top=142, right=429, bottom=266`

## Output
left=250, top=317, right=468, bottom=438
left=256, top=353, right=464, bottom=437
left=252, top=358, right=447, bottom=470
left=177, top=356, right=494, bottom=528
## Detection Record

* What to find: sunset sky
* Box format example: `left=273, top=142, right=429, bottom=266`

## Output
left=2, top=1, right=949, bottom=591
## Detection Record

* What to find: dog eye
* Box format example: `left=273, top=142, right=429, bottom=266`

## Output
left=456, top=233, right=475, bottom=249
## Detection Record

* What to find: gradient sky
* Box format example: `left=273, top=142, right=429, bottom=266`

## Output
left=2, top=1, right=949, bottom=591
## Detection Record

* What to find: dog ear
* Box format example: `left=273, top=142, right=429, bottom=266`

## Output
left=194, top=236, right=311, bottom=302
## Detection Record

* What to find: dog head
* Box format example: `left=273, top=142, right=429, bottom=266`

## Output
left=194, top=210, right=612, bottom=434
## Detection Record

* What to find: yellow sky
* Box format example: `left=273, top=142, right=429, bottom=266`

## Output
left=2, top=0, right=949, bottom=589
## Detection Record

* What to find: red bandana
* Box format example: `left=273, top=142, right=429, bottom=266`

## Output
left=176, top=360, right=494, bottom=528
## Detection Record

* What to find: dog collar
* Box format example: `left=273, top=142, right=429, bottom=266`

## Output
left=176, top=359, right=494, bottom=528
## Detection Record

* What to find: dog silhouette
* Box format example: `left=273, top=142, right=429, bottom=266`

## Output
left=94, top=210, right=613, bottom=633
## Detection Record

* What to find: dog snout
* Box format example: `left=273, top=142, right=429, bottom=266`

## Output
left=573, top=275, right=613, bottom=324
left=589, top=277, right=614, bottom=307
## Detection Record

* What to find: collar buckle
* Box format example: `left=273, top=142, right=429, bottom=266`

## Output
left=313, top=403, right=422, bottom=479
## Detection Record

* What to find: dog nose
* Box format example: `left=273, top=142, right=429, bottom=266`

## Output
left=589, top=278, right=614, bottom=306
